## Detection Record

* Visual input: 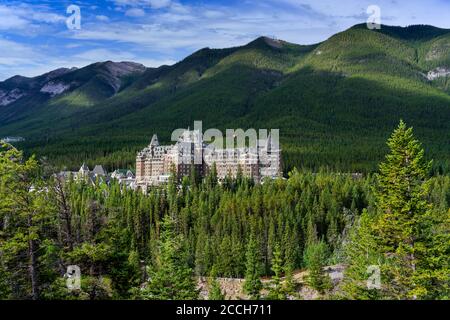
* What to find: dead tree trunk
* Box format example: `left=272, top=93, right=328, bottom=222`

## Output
left=54, top=177, right=74, bottom=250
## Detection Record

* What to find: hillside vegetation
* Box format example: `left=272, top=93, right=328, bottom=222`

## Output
left=1, top=24, right=450, bottom=172
left=0, top=122, right=448, bottom=300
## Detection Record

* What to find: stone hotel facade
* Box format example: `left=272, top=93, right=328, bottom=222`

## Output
left=136, top=130, right=281, bottom=187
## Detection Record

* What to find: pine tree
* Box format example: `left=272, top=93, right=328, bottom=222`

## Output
left=168, top=164, right=178, bottom=201
left=0, top=143, right=56, bottom=299
left=303, top=240, right=331, bottom=294
left=341, top=210, right=384, bottom=299
left=282, top=232, right=297, bottom=298
left=305, top=217, right=318, bottom=246
left=217, top=235, right=234, bottom=277
left=375, top=121, right=450, bottom=299
left=243, top=233, right=263, bottom=299
left=267, top=244, right=285, bottom=300
left=205, top=162, right=218, bottom=189
left=208, top=265, right=225, bottom=300
left=283, top=262, right=296, bottom=298
left=194, top=230, right=211, bottom=276
left=140, top=215, right=198, bottom=300
left=374, top=120, right=430, bottom=298
left=189, top=163, right=200, bottom=189
left=343, top=121, right=450, bottom=299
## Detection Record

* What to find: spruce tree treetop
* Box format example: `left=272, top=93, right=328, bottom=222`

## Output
left=343, top=120, right=449, bottom=300
left=376, top=120, right=432, bottom=217
left=374, top=120, right=432, bottom=257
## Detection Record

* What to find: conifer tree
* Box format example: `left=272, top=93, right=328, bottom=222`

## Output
left=208, top=265, right=225, bottom=300
left=283, top=262, right=296, bottom=298
left=0, top=143, right=56, bottom=299
left=282, top=233, right=297, bottom=297
left=341, top=210, right=384, bottom=299
left=189, top=163, right=200, bottom=189
left=168, top=164, right=178, bottom=201
left=140, top=215, right=198, bottom=300
left=205, top=162, right=218, bottom=189
left=194, top=230, right=211, bottom=276
left=303, top=240, right=331, bottom=294
left=236, top=165, right=243, bottom=186
left=343, top=121, right=450, bottom=299
left=243, top=232, right=263, bottom=299
left=267, top=244, right=285, bottom=300
left=217, top=235, right=235, bottom=277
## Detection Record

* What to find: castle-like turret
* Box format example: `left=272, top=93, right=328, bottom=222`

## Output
left=79, top=163, right=90, bottom=176
left=150, top=134, right=159, bottom=147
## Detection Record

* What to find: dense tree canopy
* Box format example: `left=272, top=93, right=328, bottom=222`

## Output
left=0, top=122, right=449, bottom=300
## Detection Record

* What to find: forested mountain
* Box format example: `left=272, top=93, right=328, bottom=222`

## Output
left=0, top=122, right=448, bottom=300
left=1, top=24, right=450, bottom=172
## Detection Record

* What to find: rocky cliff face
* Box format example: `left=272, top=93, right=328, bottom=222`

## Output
left=0, top=61, right=146, bottom=107
left=197, top=265, right=345, bottom=300
left=0, top=88, right=25, bottom=106
left=100, top=61, right=147, bottom=93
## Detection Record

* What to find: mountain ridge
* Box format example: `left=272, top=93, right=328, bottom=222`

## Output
left=1, top=24, right=450, bottom=172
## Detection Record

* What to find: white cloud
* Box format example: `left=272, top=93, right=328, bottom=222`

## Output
left=0, top=4, right=65, bottom=30
left=0, top=42, right=176, bottom=80
left=147, top=0, right=172, bottom=9
left=68, top=1, right=335, bottom=53
left=96, top=15, right=110, bottom=22
left=2, top=0, right=450, bottom=81
left=0, top=38, right=46, bottom=79
left=0, top=38, right=37, bottom=65
left=113, top=0, right=172, bottom=9
left=125, top=8, right=146, bottom=17
left=27, top=10, right=65, bottom=24
left=0, top=5, right=29, bottom=30
left=273, top=0, right=450, bottom=28
left=113, top=0, right=138, bottom=6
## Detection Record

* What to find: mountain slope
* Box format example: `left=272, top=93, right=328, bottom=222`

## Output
left=0, top=62, right=146, bottom=123
left=1, top=25, right=450, bottom=172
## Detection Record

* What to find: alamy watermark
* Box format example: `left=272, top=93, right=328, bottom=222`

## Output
left=169, top=121, right=280, bottom=169
left=366, top=265, right=381, bottom=290
left=367, top=5, right=381, bottom=30
left=66, top=5, right=81, bottom=30
left=65, top=265, right=81, bottom=291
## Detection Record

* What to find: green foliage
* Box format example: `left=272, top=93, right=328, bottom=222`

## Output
left=243, top=232, right=263, bottom=299
left=0, top=132, right=448, bottom=300
left=208, top=266, right=225, bottom=300
left=267, top=244, right=286, bottom=300
left=2, top=25, right=450, bottom=173
left=0, top=143, right=57, bottom=299
left=342, top=121, right=450, bottom=299
left=340, top=210, right=385, bottom=300
left=139, top=215, right=199, bottom=300
left=303, top=240, right=332, bottom=294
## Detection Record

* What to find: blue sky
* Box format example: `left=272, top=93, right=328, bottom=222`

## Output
left=1, top=0, right=450, bottom=80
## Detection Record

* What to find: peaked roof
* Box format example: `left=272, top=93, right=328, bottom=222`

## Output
left=92, top=165, right=106, bottom=176
left=113, top=168, right=135, bottom=174
left=80, top=163, right=89, bottom=171
left=150, top=134, right=159, bottom=146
